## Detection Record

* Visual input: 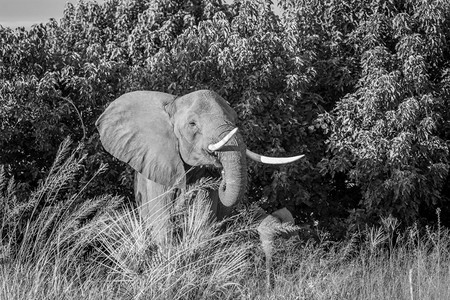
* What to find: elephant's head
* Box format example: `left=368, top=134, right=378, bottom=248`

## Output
left=96, top=90, right=303, bottom=214
left=170, top=90, right=248, bottom=208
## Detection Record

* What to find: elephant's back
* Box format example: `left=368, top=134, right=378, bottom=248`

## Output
left=114, top=90, right=176, bottom=108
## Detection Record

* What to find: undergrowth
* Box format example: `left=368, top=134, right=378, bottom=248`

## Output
left=1, top=139, right=449, bottom=300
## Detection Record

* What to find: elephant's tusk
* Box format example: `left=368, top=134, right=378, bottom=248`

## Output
left=208, top=128, right=238, bottom=151
left=246, top=149, right=304, bottom=164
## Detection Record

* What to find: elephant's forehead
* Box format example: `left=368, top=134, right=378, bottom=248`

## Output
left=182, top=90, right=233, bottom=116
left=193, top=96, right=214, bottom=113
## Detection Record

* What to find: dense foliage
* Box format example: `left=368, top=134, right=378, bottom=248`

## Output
left=1, top=0, right=449, bottom=236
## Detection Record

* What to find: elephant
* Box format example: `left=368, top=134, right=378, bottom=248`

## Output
left=96, top=89, right=303, bottom=244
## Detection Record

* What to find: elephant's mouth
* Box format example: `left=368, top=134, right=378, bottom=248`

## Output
left=201, top=148, right=223, bottom=169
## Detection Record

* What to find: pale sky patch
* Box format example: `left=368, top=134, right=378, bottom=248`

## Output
left=0, top=0, right=74, bottom=27
left=0, top=0, right=281, bottom=29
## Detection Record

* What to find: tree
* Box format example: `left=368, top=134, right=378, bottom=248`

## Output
left=322, top=0, right=450, bottom=224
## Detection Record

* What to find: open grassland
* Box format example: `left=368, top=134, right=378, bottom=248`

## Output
left=1, top=141, right=449, bottom=300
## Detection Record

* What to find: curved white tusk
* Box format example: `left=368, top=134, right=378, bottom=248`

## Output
left=208, top=128, right=238, bottom=151
left=246, top=149, right=304, bottom=164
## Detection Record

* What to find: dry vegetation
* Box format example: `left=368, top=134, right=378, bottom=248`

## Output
left=1, top=140, right=449, bottom=300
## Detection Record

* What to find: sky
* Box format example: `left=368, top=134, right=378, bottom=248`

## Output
left=0, top=0, right=280, bottom=29
left=0, top=0, right=77, bottom=28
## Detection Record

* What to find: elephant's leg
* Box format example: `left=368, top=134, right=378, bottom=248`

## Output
left=257, top=207, right=297, bottom=289
left=208, top=188, right=219, bottom=218
left=135, top=172, right=176, bottom=244
left=257, top=211, right=277, bottom=290
left=185, top=167, right=232, bottom=220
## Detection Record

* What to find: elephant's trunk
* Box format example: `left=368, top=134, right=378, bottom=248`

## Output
left=217, top=134, right=247, bottom=214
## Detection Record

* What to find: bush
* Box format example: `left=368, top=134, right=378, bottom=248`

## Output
left=1, top=0, right=449, bottom=236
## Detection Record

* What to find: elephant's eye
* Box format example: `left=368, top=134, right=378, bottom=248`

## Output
left=189, top=121, right=196, bottom=127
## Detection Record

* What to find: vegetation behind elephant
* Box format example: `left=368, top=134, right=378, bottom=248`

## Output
left=96, top=89, right=303, bottom=242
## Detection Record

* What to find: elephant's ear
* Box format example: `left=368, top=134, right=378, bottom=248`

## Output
left=96, top=91, right=185, bottom=186
left=271, top=207, right=295, bottom=224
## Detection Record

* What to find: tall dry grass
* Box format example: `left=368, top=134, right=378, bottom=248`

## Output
left=248, top=214, right=450, bottom=300
left=1, top=139, right=449, bottom=299
left=0, top=139, right=255, bottom=299
left=0, top=138, right=122, bottom=299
